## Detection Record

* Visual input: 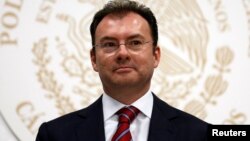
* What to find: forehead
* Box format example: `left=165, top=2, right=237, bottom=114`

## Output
left=95, top=12, right=151, bottom=41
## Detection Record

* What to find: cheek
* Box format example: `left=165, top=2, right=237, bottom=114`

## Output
left=134, top=54, right=154, bottom=69
left=138, top=53, right=159, bottom=69
left=140, top=51, right=155, bottom=63
left=96, top=55, right=113, bottom=70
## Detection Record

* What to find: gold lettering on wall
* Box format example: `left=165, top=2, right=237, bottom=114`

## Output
left=2, top=12, right=18, bottom=29
left=209, top=0, right=231, bottom=32
left=0, top=0, right=23, bottom=47
left=16, top=101, right=45, bottom=135
left=5, top=0, right=23, bottom=10
left=242, top=0, right=250, bottom=57
left=36, top=0, right=56, bottom=24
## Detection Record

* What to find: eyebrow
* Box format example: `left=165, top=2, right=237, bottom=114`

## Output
left=98, top=34, right=145, bottom=42
left=127, top=34, right=145, bottom=40
left=99, top=37, right=117, bottom=43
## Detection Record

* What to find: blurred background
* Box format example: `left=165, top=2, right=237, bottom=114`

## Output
left=1, top=0, right=250, bottom=140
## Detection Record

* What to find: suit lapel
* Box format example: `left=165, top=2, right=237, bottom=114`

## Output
left=148, top=94, right=177, bottom=141
left=75, top=96, right=106, bottom=141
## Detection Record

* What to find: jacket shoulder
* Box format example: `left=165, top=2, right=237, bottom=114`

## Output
left=36, top=96, right=103, bottom=139
left=153, top=94, right=210, bottom=140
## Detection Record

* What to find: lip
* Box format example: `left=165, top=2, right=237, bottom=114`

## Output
left=114, top=66, right=134, bottom=73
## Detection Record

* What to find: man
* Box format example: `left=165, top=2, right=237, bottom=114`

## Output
left=36, top=0, right=209, bottom=141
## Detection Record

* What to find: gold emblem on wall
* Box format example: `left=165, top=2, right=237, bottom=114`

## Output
left=147, top=0, right=236, bottom=121
left=0, top=0, right=249, bottom=141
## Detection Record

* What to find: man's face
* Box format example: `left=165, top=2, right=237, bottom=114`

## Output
left=91, top=12, right=160, bottom=91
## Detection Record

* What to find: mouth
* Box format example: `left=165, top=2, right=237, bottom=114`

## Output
left=113, top=66, right=134, bottom=73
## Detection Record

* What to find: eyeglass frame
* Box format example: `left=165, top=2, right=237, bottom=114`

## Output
left=93, top=39, right=154, bottom=53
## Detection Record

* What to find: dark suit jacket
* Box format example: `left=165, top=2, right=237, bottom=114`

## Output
left=36, top=94, right=209, bottom=141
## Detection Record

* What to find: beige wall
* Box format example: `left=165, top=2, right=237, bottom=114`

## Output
left=1, top=0, right=250, bottom=140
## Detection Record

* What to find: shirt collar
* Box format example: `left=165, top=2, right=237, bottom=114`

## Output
left=102, top=90, right=153, bottom=121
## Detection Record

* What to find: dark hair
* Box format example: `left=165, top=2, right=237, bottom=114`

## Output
left=90, top=0, right=158, bottom=48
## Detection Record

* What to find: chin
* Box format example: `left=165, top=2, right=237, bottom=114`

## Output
left=112, top=79, right=138, bottom=86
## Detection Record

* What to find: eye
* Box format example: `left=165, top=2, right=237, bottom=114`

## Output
left=101, top=42, right=117, bottom=48
left=129, top=40, right=143, bottom=46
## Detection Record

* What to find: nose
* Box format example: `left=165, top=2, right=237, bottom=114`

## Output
left=116, top=44, right=130, bottom=63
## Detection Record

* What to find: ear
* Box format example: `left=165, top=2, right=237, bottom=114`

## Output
left=90, top=49, right=98, bottom=72
left=153, top=46, right=161, bottom=68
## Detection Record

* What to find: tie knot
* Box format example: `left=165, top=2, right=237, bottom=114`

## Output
left=117, top=106, right=140, bottom=124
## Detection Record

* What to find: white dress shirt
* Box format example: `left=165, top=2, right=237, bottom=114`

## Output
left=102, top=90, right=153, bottom=141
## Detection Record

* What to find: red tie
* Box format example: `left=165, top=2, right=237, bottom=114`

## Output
left=111, top=106, right=140, bottom=141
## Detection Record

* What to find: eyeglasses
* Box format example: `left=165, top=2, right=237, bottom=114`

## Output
left=94, top=40, right=153, bottom=53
